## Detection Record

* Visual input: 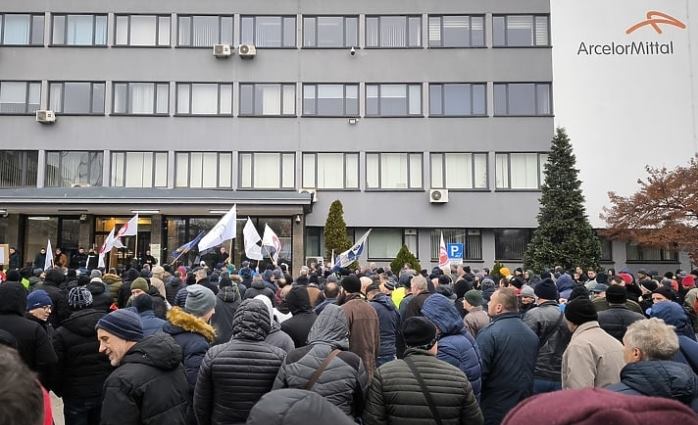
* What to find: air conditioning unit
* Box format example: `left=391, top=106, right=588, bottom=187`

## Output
left=36, top=110, right=56, bottom=124
left=213, top=44, right=232, bottom=58
left=238, top=44, right=257, bottom=59
left=299, top=188, right=317, bottom=203
left=429, top=189, right=449, bottom=203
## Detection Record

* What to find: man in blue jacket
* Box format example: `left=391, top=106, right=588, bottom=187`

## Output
left=367, top=281, right=402, bottom=365
left=477, top=287, right=538, bottom=425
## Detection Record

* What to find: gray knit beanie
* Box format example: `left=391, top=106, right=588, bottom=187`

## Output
left=185, top=285, right=216, bottom=317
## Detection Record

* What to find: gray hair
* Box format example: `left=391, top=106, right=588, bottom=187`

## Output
left=623, top=318, right=679, bottom=361
left=411, top=275, right=428, bottom=292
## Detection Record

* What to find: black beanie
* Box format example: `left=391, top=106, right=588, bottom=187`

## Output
left=534, top=278, right=559, bottom=300
left=341, top=275, right=362, bottom=294
left=652, top=286, right=676, bottom=301
left=402, top=317, right=437, bottom=349
left=596, top=273, right=608, bottom=284
left=605, top=285, right=627, bottom=304
left=564, top=298, right=598, bottom=325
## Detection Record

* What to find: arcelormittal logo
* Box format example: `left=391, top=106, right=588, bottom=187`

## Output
left=626, top=11, right=686, bottom=34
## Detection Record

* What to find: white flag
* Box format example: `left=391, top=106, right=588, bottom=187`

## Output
left=438, top=232, right=449, bottom=268
left=198, top=205, right=237, bottom=252
left=335, top=229, right=371, bottom=268
left=262, top=224, right=282, bottom=263
left=116, top=214, right=139, bottom=238
left=98, top=228, right=117, bottom=269
left=243, top=218, right=264, bottom=261
left=44, top=240, right=54, bottom=271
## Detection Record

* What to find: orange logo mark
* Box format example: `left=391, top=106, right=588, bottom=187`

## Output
left=626, top=11, right=686, bottom=34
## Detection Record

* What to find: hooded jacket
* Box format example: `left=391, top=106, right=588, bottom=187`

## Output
left=102, top=273, right=123, bottom=304
left=281, top=286, right=317, bottom=348
left=165, top=275, right=185, bottom=306
left=138, top=309, right=167, bottom=337
left=247, top=389, right=357, bottom=425
left=522, top=301, right=571, bottom=381
left=369, top=293, right=401, bottom=362
left=52, top=309, right=111, bottom=399
left=273, top=304, right=368, bottom=416
left=556, top=274, right=576, bottom=300
left=422, top=294, right=483, bottom=400
left=193, top=299, right=286, bottom=425
left=255, top=295, right=295, bottom=353
left=341, top=293, right=381, bottom=381
left=117, top=269, right=141, bottom=308
left=650, top=302, right=698, bottom=372
left=211, top=285, right=242, bottom=346
left=100, top=333, right=190, bottom=425
left=607, top=361, right=698, bottom=412
left=87, top=280, right=113, bottom=313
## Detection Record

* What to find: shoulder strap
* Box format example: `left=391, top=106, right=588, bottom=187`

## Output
left=305, top=349, right=341, bottom=390
left=539, top=309, right=564, bottom=349
left=404, top=357, right=443, bottom=425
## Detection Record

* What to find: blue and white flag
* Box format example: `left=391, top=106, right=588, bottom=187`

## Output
left=335, top=229, right=371, bottom=268
left=172, top=231, right=206, bottom=258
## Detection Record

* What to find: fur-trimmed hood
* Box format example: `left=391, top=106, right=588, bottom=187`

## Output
left=165, top=306, right=216, bottom=342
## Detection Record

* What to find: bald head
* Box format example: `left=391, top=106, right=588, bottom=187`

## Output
left=411, top=275, right=428, bottom=294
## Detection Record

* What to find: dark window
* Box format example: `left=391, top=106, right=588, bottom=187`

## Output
left=45, top=151, right=103, bottom=187
left=0, top=151, right=38, bottom=187
left=494, top=83, right=552, bottom=116
left=494, top=229, right=533, bottom=261
left=49, top=82, right=105, bottom=114
left=429, top=83, right=486, bottom=116
left=626, top=244, right=679, bottom=263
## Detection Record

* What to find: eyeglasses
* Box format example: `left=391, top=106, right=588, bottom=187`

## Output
left=42, top=305, right=52, bottom=312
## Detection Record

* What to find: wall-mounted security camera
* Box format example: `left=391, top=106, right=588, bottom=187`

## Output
left=350, top=46, right=356, bottom=56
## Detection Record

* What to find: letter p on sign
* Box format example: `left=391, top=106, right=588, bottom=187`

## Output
left=447, top=243, right=464, bottom=260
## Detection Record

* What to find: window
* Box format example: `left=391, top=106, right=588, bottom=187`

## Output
left=115, top=15, right=171, bottom=46
left=430, top=229, right=482, bottom=261
left=176, top=83, right=233, bottom=115
left=494, top=229, right=533, bottom=261
left=0, top=14, right=44, bottom=45
left=495, top=153, right=548, bottom=190
left=429, top=83, right=486, bottom=116
left=493, top=15, right=550, bottom=47
left=303, top=16, right=358, bottom=48
left=431, top=153, right=488, bottom=189
left=303, top=84, right=358, bottom=116
left=49, top=82, right=105, bottom=114
left=239, top=83, right=296, bottom=116
left=428, top=15, right=484, bottom=47
left=240, top=16, right=296, bottom=48
left=0, top=151, right=38, bottom=187
left=111, top=151, right=168, bottom=188
left=239, top=152, right=295, bottom=189
left=494, top=83, right=552, bottom=116
left=368, top=228, right=403, bottom=260
left=366, top=15, right=422, bottom=48
left=598, top=235, right=613, bottom=262
left=302, top=153, right=359, bottom=189
left=113, top=82, right=169, bottom=115
left=626, top=244, right=679, bottom=263
left=177, top=15, right=233, bottom=47
left=305, top=227, right=323, bottom=257
left=52, top=14, right=107, bottom=46
left=175, top=152, right=232, bottom=188
left=0, top=81, right=41, bottom=114
left=366, top=84, right=422, bottom=117
left=366, top=153, right=422, bottom=189
left=45, top=151, right=103, bottom=187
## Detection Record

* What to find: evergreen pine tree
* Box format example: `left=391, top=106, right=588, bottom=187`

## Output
left=524, top=128, right=601, bottom=272
left=324, top=200, right=352, bottom=261
left=390, top=245, right=421, bottom=275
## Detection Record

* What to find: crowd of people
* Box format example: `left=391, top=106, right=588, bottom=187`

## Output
left=1, top=257, right=698, bottom=425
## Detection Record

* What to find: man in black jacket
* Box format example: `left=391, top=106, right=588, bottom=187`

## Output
left=97, top=309, right=189, bottom=425
left=281, top=285, right=317, bottom=348
left=598, top=285, right=645, bottom=342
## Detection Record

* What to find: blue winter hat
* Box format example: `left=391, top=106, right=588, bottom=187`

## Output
left=96, top=309, right=143, bottom=342
left=26, top=290, right=52, bottom=311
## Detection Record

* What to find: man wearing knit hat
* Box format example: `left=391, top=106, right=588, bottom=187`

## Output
left=462, top=289, right=490, bottom=338
left=339, top=275, right=380, bottom=380
left=561, top=297, right=624, bottom=389
left=97, top=309, right=190, bottom=425
left=597, top=285, right=645, bottom=342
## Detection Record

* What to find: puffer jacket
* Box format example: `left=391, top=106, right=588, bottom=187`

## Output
left=281, top=286, right=317, bottom=348
left=369, top=293, right=401, bottom=362
left=102, top=273, right=123, bottom=304
left=273, top=304, right=368, bottom=417
left=421, top=294, right=483, bottom=400
left=522, top=301, right=571, bottom=381
left=166, top=276, right=185, bottom=306
left=556, top=274, right=575, bottom=300
left=138, top=310, right=167, bottom=337
left=194, top=299, right=286, bottom=425
left=100, top=333, right=190, bottom=425
left=243, top=278, right=275, bottom=301
left=211, top=285, right=242, bottom=345
left=363, top=348, right=483, bottom=425
left=598, top=305, right=645, bottom=342
left=247, top=389, right=357, bottom=425
left=52, top=309, right=111, bottom=399
left=650, top=302, right=698, bottom=372
left=87, top=280, right=113, bottom=313
left=254, top=295, right=296, bottom=353
left=607, top=361, right=698, bottom=412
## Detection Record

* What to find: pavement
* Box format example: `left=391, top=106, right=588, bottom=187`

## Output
left=50, top=392, right=64, bottom=425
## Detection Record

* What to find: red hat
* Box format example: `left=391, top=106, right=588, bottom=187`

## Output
left=502, top=388, right=698, bottom=425
left=682, top=275, right=696, bottom=289
left=618, top=272, right=633, bottom=285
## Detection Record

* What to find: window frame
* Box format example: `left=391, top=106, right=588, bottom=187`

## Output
left=302, top=152, right=360, bottom=191
left=239, top=15, right=297, bottom=49
left=429, top=228, right=483, bottom=261
left=430, top=152, right=489, bottom=191
left=625, top=243, right=679, bottom=263
left=44, top=151, right=104, bottom=187
left=428, top=82, right=488, bottom=117
left=0, top=13, right=45, bottom=46
left=302, top=15, right=359, bottom=49
left=174, top=151, right=233, bottom=189
left=174, top=82, right=234, bottom=117
left=238, top=152, right=296, bottom=191
left=110, top=151, right=168, bottom=188
left=111, top=81, right=170, bottom=116
left=427, top=14, right=486, bottom=48
left=238, top=82, right=297, bottom=117
left=493, top=82, right=553, bottom=117
left=365, top=15, right=423, bottom=49
left=495, top=152, right=548, bottom=191
left=365, top=83, right=423, bottom=118
left=113, top=14, right=172, bottom=47
left=0, top=80, right=42, bottom=115
left=50, top=13, right=108, bottom=47
left=0, top=150, right=39, bottom=188
left=492, top=14, right=551, bottom=48
left=367, top=228, right=405, bottom=261
left=494, top=228, right=534, bottom=261
left=302, top=83, right=360, bottom=117
left=48, top=81, right=106, bottom=115
left=365, top=152, right=423, bottom=191
left=175, top=14, right=234, bottom=48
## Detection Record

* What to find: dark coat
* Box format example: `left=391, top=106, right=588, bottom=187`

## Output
left=87, top=280, right=113, bottom=313
left=52, top=309, right=111, bottom=399
left=273, top=304, right=368, bottom=417
left=363, top=348, right=483, bottom=425
left=421, top=294, right=483, bottom=401
left=598, top=305, right=646, bottom=342
left=281, top=286, right=317, bottom=348
left=211, top=286, right=241, bottom=346
left=138, top=310, right=167, bottom=337
left=193, top=299, right=286, bottom=425
left=247, top=389, right=357, bottom=425
left=369, top=293, right=401, bottom=361
left=341, top=294, right=381, bottom=380
left=401, top=291, right=431, bottom=321
left=165, top=276, right=185, bottom=306
left=244, top=278, right=276, bottom=302
left=476, top=312, right=539, bottom=425
left=607, top=360, right=698, bottom=412
left=100, top=333, right=190, bottom=425
left=196, top=277, right=219, bottom=295
left=522, top=301, right=571, bottom=381
left=117, top=269, right=140, bottom=308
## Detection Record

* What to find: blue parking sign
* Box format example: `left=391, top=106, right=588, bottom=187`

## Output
left=447, top=243, right=464, bottom=259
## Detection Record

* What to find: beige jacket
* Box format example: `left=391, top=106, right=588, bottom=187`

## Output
left=464, top=307, right=490, bottom=338
left=561, top=321, right=625, bottom=389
